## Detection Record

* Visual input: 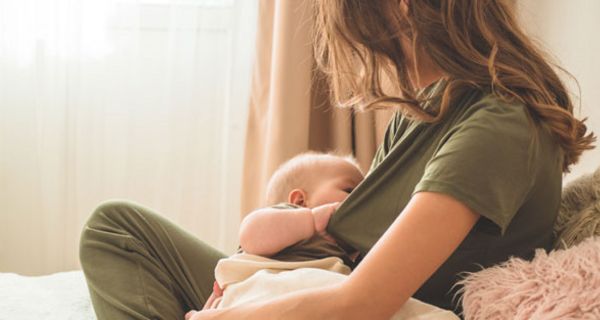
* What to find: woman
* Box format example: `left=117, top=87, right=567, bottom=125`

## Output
left=80, top=0, right=594, bottom=319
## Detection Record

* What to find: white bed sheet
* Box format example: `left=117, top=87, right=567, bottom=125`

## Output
left=0, top=271, right=95, bottom=320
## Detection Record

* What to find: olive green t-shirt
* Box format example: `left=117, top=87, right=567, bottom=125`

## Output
left=327, top=80, right=563, bottom=312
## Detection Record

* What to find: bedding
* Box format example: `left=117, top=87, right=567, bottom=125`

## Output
left=214, top=253, right=460, bottom=319
left=1, top=264, right=458, bottom=320
left=0, top=271, right=95, bottom=320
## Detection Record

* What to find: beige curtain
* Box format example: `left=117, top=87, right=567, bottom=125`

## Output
left=241, top=0, right=394, bottom=216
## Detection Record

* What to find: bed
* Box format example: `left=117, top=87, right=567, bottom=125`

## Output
left=0, top=271, right=95, bottom=320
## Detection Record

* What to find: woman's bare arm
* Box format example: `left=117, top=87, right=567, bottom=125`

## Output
left=340, top=191, right=479, bottom=318
left=189, top=191, right=479, bottom=319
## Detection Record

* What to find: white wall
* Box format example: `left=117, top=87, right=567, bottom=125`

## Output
left=518, top=0, right=600, bottom=183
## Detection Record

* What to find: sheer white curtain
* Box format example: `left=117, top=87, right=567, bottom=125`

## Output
left=0, top=0, right=257, bottom=275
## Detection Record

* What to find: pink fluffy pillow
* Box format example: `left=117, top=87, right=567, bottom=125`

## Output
left=458, top=237, right=600, bottom=320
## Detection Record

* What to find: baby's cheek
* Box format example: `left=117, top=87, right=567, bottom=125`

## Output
left=332, top=192, right=350, bottom=204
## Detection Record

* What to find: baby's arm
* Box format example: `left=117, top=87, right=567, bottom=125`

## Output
left=239, top=203, right=338, bottom=257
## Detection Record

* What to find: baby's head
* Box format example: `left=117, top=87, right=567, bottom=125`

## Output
left=266, top=152, right=364, bottom=208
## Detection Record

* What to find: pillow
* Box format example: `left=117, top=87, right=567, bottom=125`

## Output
left=458, top=236, right=600, bottom=320
left=554, top=167, right=600, bottom=249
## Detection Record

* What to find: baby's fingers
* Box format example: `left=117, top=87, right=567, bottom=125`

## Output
left=324, top=202, right=340, bottom=214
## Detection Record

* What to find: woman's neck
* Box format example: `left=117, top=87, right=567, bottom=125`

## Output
left=408, top=45, right=445, bottom=89
left=413, top=69, right=444, bottom=90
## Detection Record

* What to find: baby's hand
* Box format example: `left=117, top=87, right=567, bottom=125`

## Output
left=311, top=202, right=340, bottom=238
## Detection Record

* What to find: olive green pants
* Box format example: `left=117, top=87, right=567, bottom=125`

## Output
left=79, top=200, right=227, bottom=320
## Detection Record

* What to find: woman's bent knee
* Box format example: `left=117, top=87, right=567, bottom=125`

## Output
left=79, top=199, right=143, bottom=267
left=84, top=199, right=147, bottom=228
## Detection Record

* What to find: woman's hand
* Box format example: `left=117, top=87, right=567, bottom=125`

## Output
left=185, top=304, right=259, bottom=320
left=185, top=309, right=200, bottom=319
left=184, top=283, right=347, bottom=320
left=185, top=308, right=222, bottom=320
left=186, top=281, right=227, bottom=320
left=185, top=309, right=215, bottom=320
left=200, top=281, right=224, bottom=311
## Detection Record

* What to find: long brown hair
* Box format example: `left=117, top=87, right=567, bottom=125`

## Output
left=313, top=0, right=595, bottom=172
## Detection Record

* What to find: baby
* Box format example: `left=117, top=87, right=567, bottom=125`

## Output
left=204, top=152, right=364, bottom=309
left=240, top=152, right=364, bottom=263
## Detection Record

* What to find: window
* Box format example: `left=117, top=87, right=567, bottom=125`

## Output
left=0, top=0, right=258, bottom=275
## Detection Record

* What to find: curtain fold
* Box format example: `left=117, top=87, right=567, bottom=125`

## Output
left=241, top=0, right=394, bottom=216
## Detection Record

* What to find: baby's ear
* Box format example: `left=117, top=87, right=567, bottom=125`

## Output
left=288, top=189, right=307, bottom=207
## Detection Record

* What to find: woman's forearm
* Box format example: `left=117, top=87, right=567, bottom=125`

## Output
left=190, top=280, right=371, bottom=320
left=239, top=207, right=315, bottom=256
left=341, top=192, right=480, bottom=318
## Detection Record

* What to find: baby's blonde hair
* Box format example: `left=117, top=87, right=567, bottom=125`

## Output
left=265, top=152, right=362, bottom=205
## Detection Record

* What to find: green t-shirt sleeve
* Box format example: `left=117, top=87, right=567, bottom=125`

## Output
left=413, top=99, right=538, bottom=234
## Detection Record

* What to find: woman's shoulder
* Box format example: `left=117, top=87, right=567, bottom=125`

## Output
left=457, top=91, right=531, bottom=125
left=449, top=90, right=562, bottom=173
left=418, top=82, right=532, bottom=131
left=451, top=91, right=558, bottom=149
